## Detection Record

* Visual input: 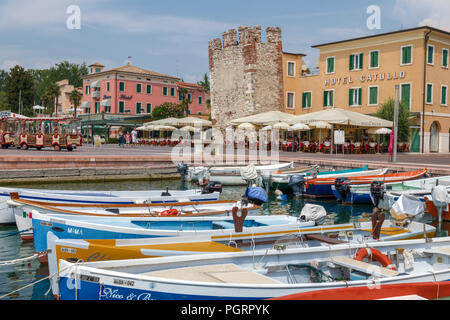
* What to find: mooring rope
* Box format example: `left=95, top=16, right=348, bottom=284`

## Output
left=0, top=251, right=45, bottom=266
left=0, top=228, right=32, bottom=239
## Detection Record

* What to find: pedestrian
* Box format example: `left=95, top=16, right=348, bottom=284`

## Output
left=125, top=131, right=131, bottom=147
left=118, top=131, right=124, bottom=148
left=131, top=128, right=138, bottom=147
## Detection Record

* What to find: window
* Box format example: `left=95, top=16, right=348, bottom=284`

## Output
left=170, top=87, right=175, bottom=97
left=136, top=102, right=141, bottom=114
left=427, top=45, right=434, bottom=65
left=187, top=93, right=192, bottom=102
left=302, top=92, right=312, bottom=108
left=287, top=62, right=295, bottom=77
left=119, top=101, right=125, bottom=113
left=349, top=53, right=363, bottom=70
left=401, top=83, right=411, bottom=110
left=146, top=84, right=152, bottom=94
left=441, top=85, right=448, bottom=106
left=119, top=82, right=125, bottom=92
left=198, top=96, right=202, bottom=105
left=349, top=87, right=362, bottom=106
left=85, top=85, right=90, bottom=95
left=106, top=82, right=110, bottom=92
left=368, top=86, right=378, bottom=105
left=401, top=45, right=413, bottom=65
left=95, top=68, right=101, bottom=73
left=323, top=90, right=334, bottom=107
left=163, top=87, right=168, bottom=96
left=326, top=57, right=335, bottom=74
left=286, top=92, right=295, bottom=109
left=443, top=48, right=449, bottom=68
left=426, top=83, right=433, bottom=104
left=369, top=50, right=379, bottom=69
left=136, top=83, right=142, bottom=93
left=146, top=103, right=152, bottom=113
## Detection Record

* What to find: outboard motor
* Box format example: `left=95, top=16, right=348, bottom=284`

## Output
left=334, top=177, right=351, bottom=202
left=161, top=186, right=171, bottom=197
left=177, top=162, right=189, bottom=182
left=288, top=175, right=305, bottom=197
left=201, top=180, right=223, bottom=194
left=370, top=181, right=385, bottom=208
left=244, top=187, right=268, bottom=206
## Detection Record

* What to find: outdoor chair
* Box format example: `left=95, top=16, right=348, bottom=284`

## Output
left=353, top=142, right=361, bottom=154
left=322, top=141, right=331, bottom=153
left=368, top=142, right=377, bottom=154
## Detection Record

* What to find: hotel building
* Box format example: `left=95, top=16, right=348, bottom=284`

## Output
left=81, top=62, right=208, bottom=118
left=283, top=26, right=450, bottom=153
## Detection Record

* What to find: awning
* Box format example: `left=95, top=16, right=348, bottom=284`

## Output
left=90, top=81, right=101, bottom=88
left=81, top=101, right=91, bottom=109
left=100, top=99, right=111, bottom=107
left=229, top=111, right=295, bottom=126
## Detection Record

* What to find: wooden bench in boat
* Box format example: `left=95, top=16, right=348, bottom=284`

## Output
left=331, top=256, right=399, bottom=278
left=140, top=263, right=281, bottom=284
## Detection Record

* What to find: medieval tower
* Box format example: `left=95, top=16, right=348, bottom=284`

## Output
left=208, top=26, right=283, bottom=130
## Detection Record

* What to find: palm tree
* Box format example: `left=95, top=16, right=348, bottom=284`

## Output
left=47, top=82, right=60, bottom=116
left=69, top=89, right=82, bottom=117
left=178, top=87, right=190, bottom=117
left=197, top=73, right=210, bottom=93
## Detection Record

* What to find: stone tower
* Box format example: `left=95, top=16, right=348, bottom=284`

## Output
left=208, top=26, right=283, bottom=130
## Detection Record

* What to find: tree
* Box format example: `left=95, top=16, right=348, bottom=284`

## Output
left=151, top=102, right=184, bottom=121
left=376, top=98, right=411, bottom=142
left=177, top=87, right=191, bottom=117
left=69, top=89, right=82, bottom=117
left=4, top=65, right=35, bottom=116
left=197, top=73, right=210, bottom=93
left=43, top=82, right=60, bottom=116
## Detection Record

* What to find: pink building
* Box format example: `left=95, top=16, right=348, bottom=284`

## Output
left=80, top=62, right=208, bottom=117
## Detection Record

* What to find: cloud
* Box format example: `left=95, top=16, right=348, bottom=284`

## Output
left=393, top=0, right=450, bottom=31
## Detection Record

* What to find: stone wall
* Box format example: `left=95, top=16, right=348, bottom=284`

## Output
left=209, top=26, right=283, bottom=130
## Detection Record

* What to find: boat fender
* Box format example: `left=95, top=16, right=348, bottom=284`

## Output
left=158, top=209, right=179, bottom=216
left=354, top=247, right=396, bottom=271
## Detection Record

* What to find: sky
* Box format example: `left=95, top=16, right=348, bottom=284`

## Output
left=0, top=0, right=449, bottom=83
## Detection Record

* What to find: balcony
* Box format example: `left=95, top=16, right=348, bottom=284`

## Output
left=92, top=90, right=100, bottom=99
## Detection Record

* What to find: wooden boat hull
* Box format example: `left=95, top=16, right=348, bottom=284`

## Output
left=0, top=187, right=220, bottom=224
left=56, top=237, right=450, bottom=300
left=271, top=281, right=450, bottom=300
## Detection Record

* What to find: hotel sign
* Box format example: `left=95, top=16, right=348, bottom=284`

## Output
left=325, top=71, right=406, bottom=86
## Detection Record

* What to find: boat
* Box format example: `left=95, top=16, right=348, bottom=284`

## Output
left=8, top=196, right=262, bottom=241
left=186, top=162, right=294, bottom=186
left=271, top=281, right=450, bottom=300
left=424, top=197, right=450, bottom=221
left=0, top=186, right=221, bottom=224
left=54, top=236, right=450, bottom=300
left=332, top=175, right=450, bottom=204
left=306, top=169, right=427, bottom=198
left=270, top=165, right=369, bottom=193
left=33, top=201, right=435, bottom=264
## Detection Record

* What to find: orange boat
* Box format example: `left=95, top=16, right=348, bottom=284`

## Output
left=424, top=196, right=450, bottom=221
left=303, top=169, right=428, bottom=198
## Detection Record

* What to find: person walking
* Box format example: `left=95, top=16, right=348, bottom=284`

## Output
left=118, top=131, right=125, bottom=148
left=131, top=128, right=138, bottom=147
left=125, top=131, right=131, bottom=147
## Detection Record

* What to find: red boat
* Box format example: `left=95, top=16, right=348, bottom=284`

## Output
left=424, top=196, right=450, bottom=221
left=270, top=281, right=450, bottom=300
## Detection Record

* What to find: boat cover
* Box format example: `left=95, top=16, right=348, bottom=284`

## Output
left=390, top=194, right=424, bottom=221
left=299, top=204, right=327, bottom=225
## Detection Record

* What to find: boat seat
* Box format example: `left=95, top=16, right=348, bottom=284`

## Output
left=213, top=221, right=236, bottom=229
left=331, top=256, right=399, bottom=278
left=140, top=263, right=281, bottom=284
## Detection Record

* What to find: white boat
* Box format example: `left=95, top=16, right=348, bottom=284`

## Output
left=0, top=187, right=220, bottom=224
left=187, top=162, right=294, bottom=185
left=55, top=236, right=450, bottom=300
left=9, top=197, right=261, bottom=241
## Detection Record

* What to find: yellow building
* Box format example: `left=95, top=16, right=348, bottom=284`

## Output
left=283, top=26, right=450, bottom=153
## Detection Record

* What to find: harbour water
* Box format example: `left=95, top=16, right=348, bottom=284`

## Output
left=0, top=179, right=440, bottom=300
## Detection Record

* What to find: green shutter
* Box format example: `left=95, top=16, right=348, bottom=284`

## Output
left=428, top=46, right=434, bottom=64
left=136, top=102, right=141, bottom=114
left=442, top=87, right=447, bottom=105
left=307, top=93, right=311, bottom=108
left=323, top=91, right=328, bottom=107
left=349, top=89, right=353, bottom=105
left=349, top=55, right=354, bottom=70
left=329, top=91, right=333, bottom=106
left=443, top=49, right=448, bottom=67
left=327, top=57, right=334, bottom=73
left=119, top=82, right=124, bottom=91
left=302, top=92, right=306, bottom=108
left=426, top=84, right=433, bottom=103
left=170, top=87, right=175, bottom=96
left=402, top=46, right=412, bottom=64
left=163, top=87, right=168, bottom=96
left=401, top=84, right=411, bottom=110
left=371, top=51, right=379, bottom=68
left=369, top=87, right=378, bottom=105
left=146, top=103, right=151, bottom=113
left=106, top=82, right=110, bottom=91
left=359, top=53, right=363, bottom=69
left=137, top=84, right=141, bottom=93
left=147, top=85, right=151, bottom=94
left=119, top=101, right=124, bottom=113
left=358, top=88, right=362, bottom=105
